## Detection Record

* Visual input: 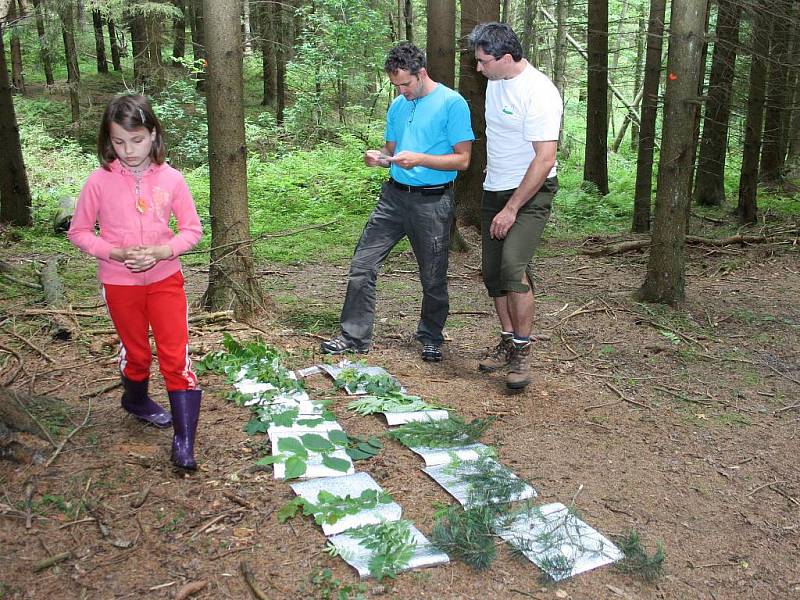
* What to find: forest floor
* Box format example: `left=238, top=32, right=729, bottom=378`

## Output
left=0, top=218, right=798, bottom=600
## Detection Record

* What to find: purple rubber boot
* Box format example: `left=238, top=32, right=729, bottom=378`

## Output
left=168, top=389, right=201, bottom=470
left=121, top=377, right=172, bottom=428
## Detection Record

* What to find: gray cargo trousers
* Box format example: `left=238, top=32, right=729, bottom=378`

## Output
left=339, top=180, right=454, bottom=348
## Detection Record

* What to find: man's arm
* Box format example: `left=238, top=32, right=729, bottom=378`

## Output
left=387, top=140, right=472, bottom=171
left=489, top=140, right=557, bottom=240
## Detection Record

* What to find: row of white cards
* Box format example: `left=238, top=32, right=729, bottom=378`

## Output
left=232, top=360, right=449, bottom=577
left=235, top=358, right=622, bottom=580
left=312, top=360, right=623, bottom=581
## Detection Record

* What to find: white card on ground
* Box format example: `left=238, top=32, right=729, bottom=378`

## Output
left=272, top=448, right=355, bottom=480
left=423, top=458, right=536, bottom=507
left=290, top=472, right=402, bottom=536
left=494, top=502, right=623, bottom=581
left=328, top=523, right=449, bottom=578
left=383, top=409, right=450, bottom=426
left=296, top=365, right=323, bottom=377
left=319, top=360, right=405, bottom=395
left=408, top=443, right=491, bottom=467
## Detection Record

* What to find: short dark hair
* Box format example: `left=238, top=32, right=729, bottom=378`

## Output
left=97, top=94, right=166, bottom=170
left=468, top=22, right=524, bottom=62
left=384, top=42, right=427, bottom=76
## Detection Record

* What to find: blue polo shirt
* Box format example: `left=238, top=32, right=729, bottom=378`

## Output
left=385, top=84, right=474, bottom=186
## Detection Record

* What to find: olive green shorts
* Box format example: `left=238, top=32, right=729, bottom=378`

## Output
left=481, top=177, right=557, bottom=297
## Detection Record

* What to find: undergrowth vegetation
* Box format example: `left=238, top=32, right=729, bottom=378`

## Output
left=8, top=46, right=799, bottom=272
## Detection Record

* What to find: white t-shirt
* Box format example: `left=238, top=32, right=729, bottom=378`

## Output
left=484, top=62, right=562, bottom=191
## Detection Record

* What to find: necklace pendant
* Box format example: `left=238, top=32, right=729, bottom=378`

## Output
left=136, top=197, right=147, bottom=214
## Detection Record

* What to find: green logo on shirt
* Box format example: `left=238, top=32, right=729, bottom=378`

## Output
left=502, top=107, right=514, bottom=115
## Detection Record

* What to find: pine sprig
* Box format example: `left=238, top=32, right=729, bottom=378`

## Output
left=387, top=415, right=495, bottom=448
left=444, top=453, right=531, bottom=506
left=431, top=505, right=498, bottom=570
left=613, top=529, right=665, bottom=581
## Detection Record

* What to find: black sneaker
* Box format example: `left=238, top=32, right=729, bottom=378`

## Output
left=320, top=335, right=369, bottom=355
left=421, top=343, right=443, bottom=362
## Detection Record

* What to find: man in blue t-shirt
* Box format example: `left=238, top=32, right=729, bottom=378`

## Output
left=321, top=42, right=474, bottom=362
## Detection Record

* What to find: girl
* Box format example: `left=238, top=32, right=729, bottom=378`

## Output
left=69, top=94, right=203, bottom=470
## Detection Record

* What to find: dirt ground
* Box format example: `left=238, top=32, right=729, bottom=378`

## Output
left=1, top=221, right=798, bottom=600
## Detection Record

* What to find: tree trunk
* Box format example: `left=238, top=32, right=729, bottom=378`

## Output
left=276, top=0, right=287, bottom=124
left=146, top=14, right=164, bottom=88
left=427, top=0, right=456, bottom=89
left=632, top=0, right=666, bottom=233
left=759, top=0, right=792, bottom=185
left=9, top=0, right=24, bottom=94
left=684, top=2, right=710, bottom=205
left=92, top=10, right=109, bottom=74
left=738, top=6, right=771, bottom=225
left=427, top=0, right=464, bottom=249
left=631, top=13, right=645, bottom=151
left=243, top=0, right=253, bottom=53
left=191, top=0, right=206, bottom=91
left=553, top=0, right=568, bottom=146
left=456, top=0, right=501, bottom=230
left=60, top=4, right=80, bottom=128
left=0, top=386, right=64, bottom=442
left=108, top=20, right=122, bottom=71
left=258, top=0, right=276, bottom=107
left=606, top=0, right=629, bottom=129
left=129, top=13, right=149, bottom=88
left=202, top=0, right=266, bottom=318
left=0, top=25, right=32, bottom=226
left=693, top=0, right=740, bottom=206
left=522, top=0, right=537, bottom=66
left=172, top=0, right=186, bottom=64
left=31, top=0, right=54, bottom=85
left=404, top=0, right=413, bottom=42
left=780, top=6, right=800, bottom=167
left=638, top=0, right=709, bottom=305
left=584, top=0, right=608, bottom=195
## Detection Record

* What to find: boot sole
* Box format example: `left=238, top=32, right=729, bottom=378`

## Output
left=506, top=379, right=531, bottom=390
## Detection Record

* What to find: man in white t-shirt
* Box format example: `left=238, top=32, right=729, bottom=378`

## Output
left=468, top=22, right=562, bottom=390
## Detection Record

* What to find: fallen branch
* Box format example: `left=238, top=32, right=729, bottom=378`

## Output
left=240, top=561, right=271, bottom=600
left=175, top=580, right=208, bottom=600
left=0, top=260, right=42, bottom=290
left=2, top=329, right=54, bottom=363
left=653, top=385, right=712, bottom=407
left=605, top=382, right=650, bottom=410
left=582, top=233, right=797, bottom=256
left=33, top=551, right=72, bottom=572
left=45, top=400, right=92, bottom=467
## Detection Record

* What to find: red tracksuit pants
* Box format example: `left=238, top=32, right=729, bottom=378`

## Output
left=103, top=271, right=198, bottom=392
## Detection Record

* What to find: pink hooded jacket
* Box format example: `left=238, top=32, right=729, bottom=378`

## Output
left=68, top=160, right=202, bottom=286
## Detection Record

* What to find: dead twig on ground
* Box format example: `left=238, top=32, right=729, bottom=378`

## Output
left=745, top=480, right=789, bottom=497
left=175, top=580, right=208, bottom=600
left=653, top=386, right=713, bottom=407
left=80, top=381, right=121, bottom=398
left=240, top=561, right=272, bottom=599
left=130, top=483, right=152, bottom=509
left=45, top=400, right=92, bottom=467
left=210, top=543, right=256, bottom=561
left=24, top=482, right=34, bottom=529
left=2, top=328, right=54, bottom=363
left=222, top=490, right=257, bottom=511
left=776, top=403, right=800, bottom=414
left=33, top=551, right=72, bottom=572
left=605, top=382, right=651, bottom=410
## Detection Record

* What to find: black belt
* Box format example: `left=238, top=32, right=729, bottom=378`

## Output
left=388, top=178, right=453, bottom=195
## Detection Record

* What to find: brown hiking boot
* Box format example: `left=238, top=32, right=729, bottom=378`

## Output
left=478, top=333, right=514, bottom=372
left=506, top=341, right=532, bottom=390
